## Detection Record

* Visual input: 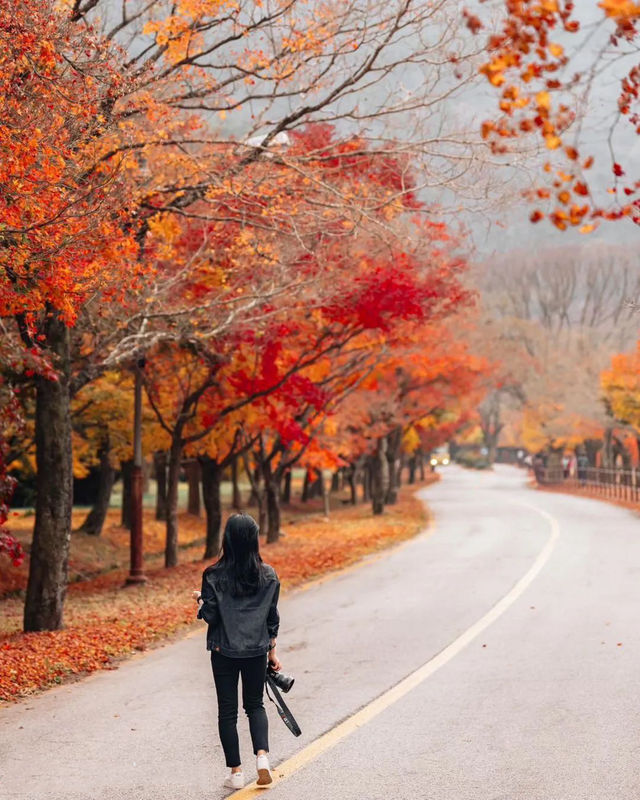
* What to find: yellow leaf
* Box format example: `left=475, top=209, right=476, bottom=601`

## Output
left=545, top=134, right=562, bottom=150
left=536, top=91, right=551, bottom=110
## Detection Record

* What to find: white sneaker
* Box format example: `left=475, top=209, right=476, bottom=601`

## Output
left=224, top=771, right=245, bottom=790
left=256, top=754, right=273, bottom=786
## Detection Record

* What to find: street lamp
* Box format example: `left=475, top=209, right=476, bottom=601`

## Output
left=126, top=356, right=147, bottom=585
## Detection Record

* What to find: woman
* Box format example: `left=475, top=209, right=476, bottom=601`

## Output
left=196, top=513, right=281, bottom=790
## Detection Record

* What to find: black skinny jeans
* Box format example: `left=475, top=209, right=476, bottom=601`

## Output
left=210, top=651, right=269, bottom=768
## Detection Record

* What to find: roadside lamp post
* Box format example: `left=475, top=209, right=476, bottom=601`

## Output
left=126, top=356, right=147, bottom=585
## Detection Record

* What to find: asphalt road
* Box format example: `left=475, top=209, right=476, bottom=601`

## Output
left=2, top=465, right=640, bottom=800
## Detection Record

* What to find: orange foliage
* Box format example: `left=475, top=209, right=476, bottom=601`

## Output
left=476, top=0, right=640, bottom=228
left=0, top=1, right=137, bottom=322
left=602, top=341, right=640, bottom=431
left=1, top=0, right=484, bottom=634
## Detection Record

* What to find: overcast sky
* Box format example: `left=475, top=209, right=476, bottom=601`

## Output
left=100, top=0, right=639, bottom=258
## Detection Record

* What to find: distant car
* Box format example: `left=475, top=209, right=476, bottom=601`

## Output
left=430, top=451, right=450, bottom=466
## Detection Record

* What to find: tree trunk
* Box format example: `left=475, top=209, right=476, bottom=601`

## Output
left=408, top=455, right=417, bottom=485
left=231, top=455, right=242, bottom=510
left=371, top=438, right=389, bottom=515
left=418, top=450, right=425, bottom=481
left=200, top=457, right=223, bottom=560
left=396, top=454, right=405, bottom=489
left=584, top=438, right=601, bottom=467
left=248, top=467, right=260, bottom=506
left=120, top=460, right=133, bottom=530
left=165, top=434, right=183, bottom=568
left=486, top=433, right=498, bottom=466
left=321, top=472, right=330, bottom=518
left=602, top=427, right=614, bottom=469
left=301, top=469, right=311, bottom=502
left=331, top=471, right=340, bottom=493
left=77, top=435, right=115, bottom=536
left=142, top=458, right=151, bottom=495
left=282, top=470, right=292, bottom=504
left=242, top=454, right=266, bottom=531
left=258, top=494, right=268, bottom=537
left=265, top=479, right=281, bottom=543
left=385, top=428, right=402, bottom=505
left=186, top=460, right=201, bottom=516
left=154, top=450, right=168, bottom=521
left=361, top=461, right=371, bottom=503
left=310, top=473, right=323, bottom=499
left=613, top=435, right=631, bottom=470
left=24, top=314, right=73, bottom=632
left=347, top=465, right=358, bottom=505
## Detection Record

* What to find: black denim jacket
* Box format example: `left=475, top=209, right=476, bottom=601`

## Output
left=197, top=562, right=280, bottom=658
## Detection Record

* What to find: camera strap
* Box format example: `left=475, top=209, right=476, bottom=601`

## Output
left=265, top=673, right=302, bottom=737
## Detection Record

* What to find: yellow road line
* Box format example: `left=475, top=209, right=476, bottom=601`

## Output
left=230, top=500, right=560, bottom=797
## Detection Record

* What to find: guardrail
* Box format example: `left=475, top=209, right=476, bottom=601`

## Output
left=536, top=465, right=640, bottom=503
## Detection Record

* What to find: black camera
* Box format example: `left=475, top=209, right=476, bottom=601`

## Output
left=267, top=665, right=295, bottom=693
left=265, top=664, right=301, bottom=736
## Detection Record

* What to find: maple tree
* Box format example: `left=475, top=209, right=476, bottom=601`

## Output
left=237, top=330, right=380, bottom=542
left=334, top=327, right=486, bottom=514
left=602, top=342, right=640, bottom=433
left=130, top=126, right=458, bottom=555
left=0, top=1, right=141, bottom=631
left=70, top=371, right=168, bottom=535
left=472, top=243, right=639, bottom=458
left=229, top=210, right=479, bottom=525
left=1, top=0, right=497, bottom=633
left=473, top=0, right=640, bottom=230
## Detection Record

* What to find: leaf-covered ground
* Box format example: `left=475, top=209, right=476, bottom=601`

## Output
left=0, top=482, right=434, bottom=703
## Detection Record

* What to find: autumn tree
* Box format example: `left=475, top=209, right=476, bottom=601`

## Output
left=602, top=343, right=640, bottom=460
left=238, top=329, right=381, bottom=542
left=0, top=3, right=140, bottom=631
left=472, top=243, right=640, bottom=456
left=352, top=331, right=485, bottom=514
left=132, top=126, right=438, bottom=557
left=70, top=371, right=168, bottom=535
left=3, top=0, right=502, bottom=631
left=473, top=0, right=640, bottom=230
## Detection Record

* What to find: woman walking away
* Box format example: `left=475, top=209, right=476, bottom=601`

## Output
left=196, top=513, right=281, bottom=790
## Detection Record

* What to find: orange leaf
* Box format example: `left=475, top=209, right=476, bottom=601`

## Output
left=536, top=91, right=551, bottom=110
left=545, top=134, right=562, bottom=150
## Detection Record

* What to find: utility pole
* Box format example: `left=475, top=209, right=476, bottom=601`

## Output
left=126, top=357, right=147, bottom=585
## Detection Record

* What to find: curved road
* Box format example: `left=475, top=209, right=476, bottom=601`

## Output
left=2, top=466, right=640, bottom=799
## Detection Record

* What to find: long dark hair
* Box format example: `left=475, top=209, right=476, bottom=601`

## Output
left=216, top=513, right=264, bottom=597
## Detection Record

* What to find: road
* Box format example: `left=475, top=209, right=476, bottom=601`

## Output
left=2, top=465, right=640, bottom=800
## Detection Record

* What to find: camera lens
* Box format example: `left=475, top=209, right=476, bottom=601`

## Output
left=267, top=666, right=295, bottom=693
left=274, top=672, right=295, bottom=693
